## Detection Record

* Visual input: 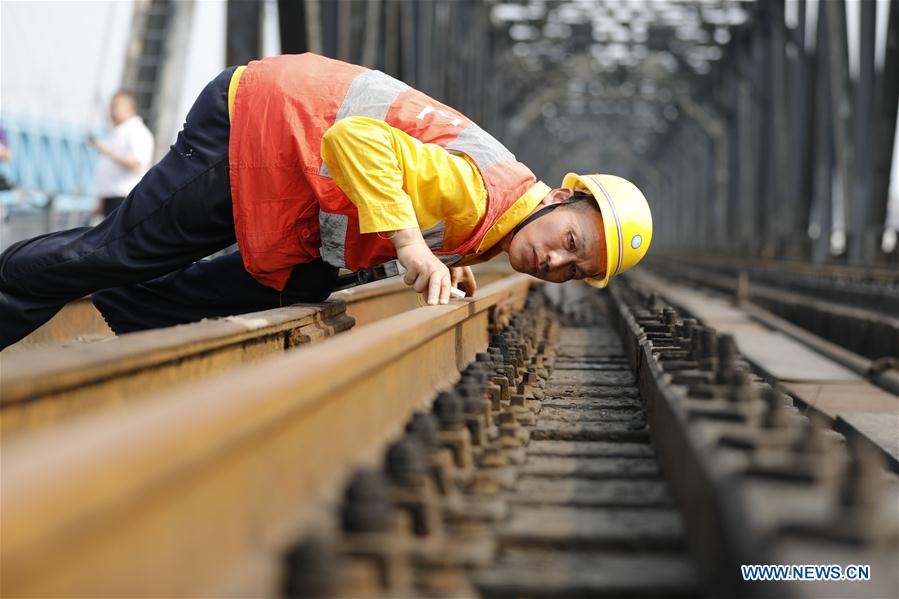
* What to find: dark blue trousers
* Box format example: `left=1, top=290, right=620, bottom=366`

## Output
left=0, top=67, right=338, bottom=348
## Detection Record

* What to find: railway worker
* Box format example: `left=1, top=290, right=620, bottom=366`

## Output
left=0, top=54, right=652, bottom=349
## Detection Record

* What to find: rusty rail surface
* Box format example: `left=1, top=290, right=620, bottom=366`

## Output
left=0, top=274, right=532, bottom=598
left=0, top=301, right=355, bottom=437
left=336, top=267, right=509, bottom=328
left=1, top=264, right=511, bottom=353
left=0, top=297, right=114, bottom=352
left=0, top=267, right=512, bottom=438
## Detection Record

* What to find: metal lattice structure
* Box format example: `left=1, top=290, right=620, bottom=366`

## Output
left=265, top=0, right=898, bottom=268
left=121, top=0, right=194, bottom=160
left=489, top=0, right=899, bottom=267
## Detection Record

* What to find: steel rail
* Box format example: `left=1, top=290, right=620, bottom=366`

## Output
left=649, top=260, right=899, bottom=361
left=628, top=270, right=899, bottom=470
left=337, top=266, right=508, bottom=328
left=0, top=274, right=532, bottom=598
left=606, top=280, right=899, bottom=598
left=0, top=301, right=355, bottom=437
left=0, top=297, right=113, bottom=352
left=660, top=250, right=899, bottom=284
left=635, top=267, right=899, bottom=397
left=0, top=267, right=512, bottom=438
left=1, top=265, right=511, bottom=353
left=738, top=303, right=899, bottom=398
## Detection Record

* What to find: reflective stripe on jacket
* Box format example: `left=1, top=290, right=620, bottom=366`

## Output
left=228, top=53, right=538, bottom=291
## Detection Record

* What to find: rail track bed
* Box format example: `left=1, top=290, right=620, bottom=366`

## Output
left=278, top=294, right=697, bottom=598
left=472, top=320, right=698, bottom=597
left=2, top=274, right=896, bottom=598
left=279, top=282, right=896, bottom=598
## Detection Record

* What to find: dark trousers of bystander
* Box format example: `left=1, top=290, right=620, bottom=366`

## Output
left=0, top=67, right=338, bottom=348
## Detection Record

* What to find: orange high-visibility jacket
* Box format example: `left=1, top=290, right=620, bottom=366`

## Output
left=228, top=53, right=538, bottom=291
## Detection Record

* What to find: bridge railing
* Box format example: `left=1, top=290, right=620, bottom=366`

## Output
left=0, top=115, right=99, bottom=250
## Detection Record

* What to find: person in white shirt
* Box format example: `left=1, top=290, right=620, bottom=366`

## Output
left=89, top=91, right=155, bottom=216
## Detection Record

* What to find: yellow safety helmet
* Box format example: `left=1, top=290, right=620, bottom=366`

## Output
left=562, top=173, right=653, bottom=288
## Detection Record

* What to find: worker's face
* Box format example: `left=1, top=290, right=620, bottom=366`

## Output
left=110, top=95, right=136, bottom=125
left=506, top=188, right=606, bottom=283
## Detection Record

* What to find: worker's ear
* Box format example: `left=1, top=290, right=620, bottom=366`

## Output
left=538, top=187, right=575, bottom=207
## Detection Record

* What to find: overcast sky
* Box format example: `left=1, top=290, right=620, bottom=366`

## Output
left=1, top=0, right=279, bottom=149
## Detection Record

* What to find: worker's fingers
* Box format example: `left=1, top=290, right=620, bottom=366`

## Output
left=462, top=268, right=477, bottom=297
left=439, top=272, right=451, bottom=305
left=450, top=268, right=461, bottom=288
left=427, top=271, right=443, bottom=305
left=413, top=270, right=430, bottom=294
left=403, top=269, right=417, bottom=286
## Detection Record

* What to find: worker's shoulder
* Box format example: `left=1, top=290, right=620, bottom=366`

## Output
left=252, top=52, right=368, bottom=78
left=324, top=116, right=393, bottom=139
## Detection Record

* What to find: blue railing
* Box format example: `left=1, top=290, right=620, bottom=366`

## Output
left=0, top=115, right=102, bottom=250
left=0, top=114, right=99, bottom=201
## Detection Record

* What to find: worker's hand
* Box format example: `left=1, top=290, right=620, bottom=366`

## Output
left=390, top=228, right=452, bottom=305
left=451, top=266, right=477, bottom=298
left=397, top=242, right=451, bottom=305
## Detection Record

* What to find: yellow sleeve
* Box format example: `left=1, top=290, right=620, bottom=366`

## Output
left=321, top=117, right=420, bottom=234
left=227, top=66, right=246, bottom=121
